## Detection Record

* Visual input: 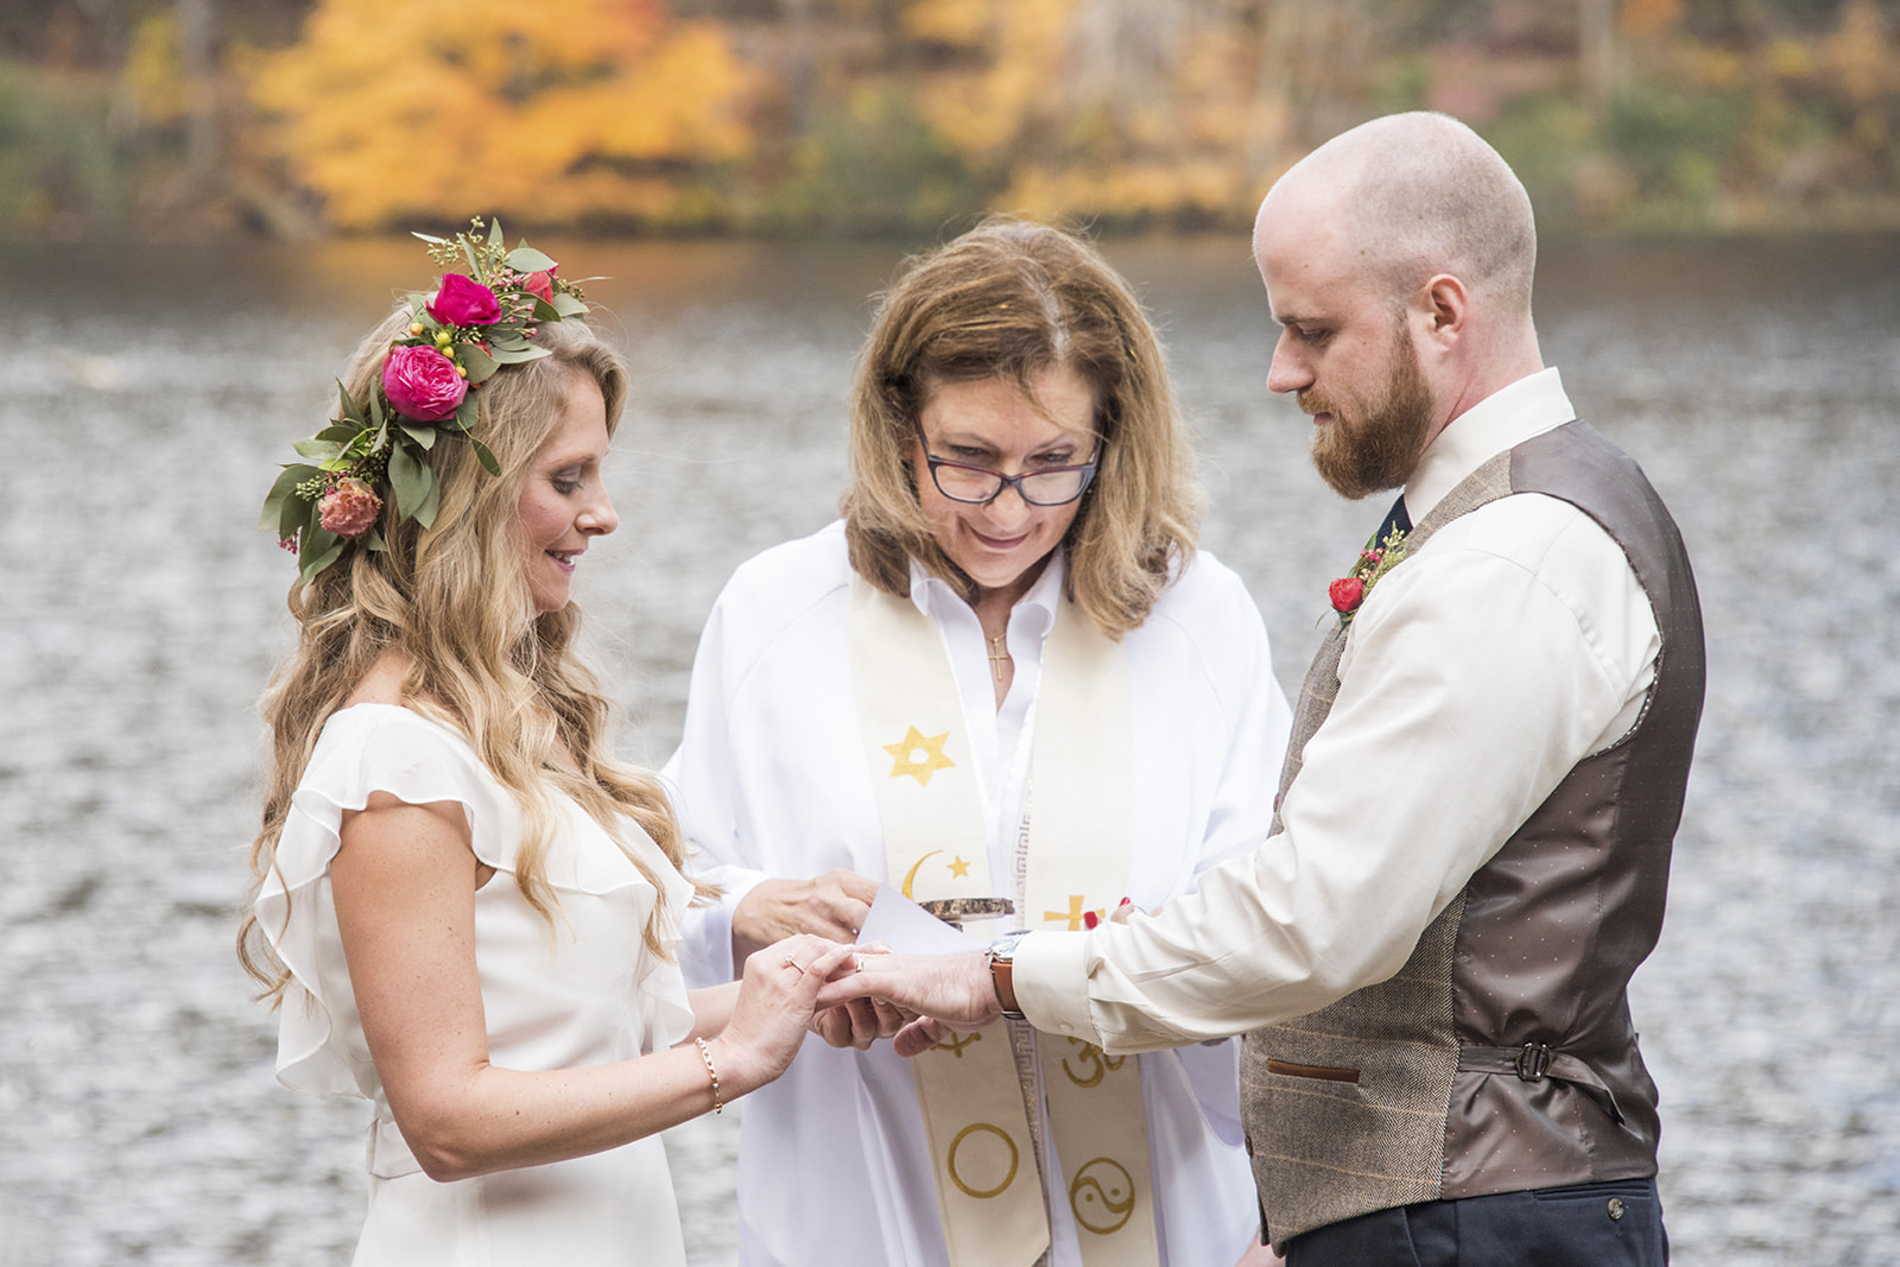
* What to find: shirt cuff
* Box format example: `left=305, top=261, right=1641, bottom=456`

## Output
left=1011, top=929, right=1100, bottom=1042
left=678, top=865, right=770, bottom=988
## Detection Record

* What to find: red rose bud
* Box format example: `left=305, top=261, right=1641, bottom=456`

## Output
left=428, top=273, right=502, bottom=327
left=318, top=477, right=383, bottom=539
left=1361, top=549, right=1383, bottom=565
left=1329, top=576, right=1366, bottom=614
left=523, top=270, right=555, bottom=303
left=383, top=344, right=468, bottom=421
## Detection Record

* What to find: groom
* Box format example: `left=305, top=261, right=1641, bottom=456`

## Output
left=827, top=111, right=1703, bottom=1265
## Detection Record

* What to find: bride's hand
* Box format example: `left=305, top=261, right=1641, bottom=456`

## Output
left=710, top=934, right=857, bottom=1092
left=810, top=997, right=912, bottom=1050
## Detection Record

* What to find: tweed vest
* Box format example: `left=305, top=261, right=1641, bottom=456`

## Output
left=1239, top=420, right=1706, bottom=1251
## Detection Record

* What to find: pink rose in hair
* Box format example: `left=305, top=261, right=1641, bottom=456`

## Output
left=383, top=344, right=468, bottom=421
left=523, top=270, right=555, bottom=303
left=319, top=477, right=382, bottom=539
left=428, top=273, right=501, bottom=327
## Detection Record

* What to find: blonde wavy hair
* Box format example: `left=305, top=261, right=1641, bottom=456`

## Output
left=842, top=218, right=1201, bottom=636
left=239, top=307, right=709, bottom=1002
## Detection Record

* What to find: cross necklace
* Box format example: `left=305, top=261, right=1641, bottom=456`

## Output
left=987, top=633, right=1012, bottom=683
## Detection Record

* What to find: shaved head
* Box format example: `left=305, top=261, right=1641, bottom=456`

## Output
left=1259, top=112, right=1536, bottom=319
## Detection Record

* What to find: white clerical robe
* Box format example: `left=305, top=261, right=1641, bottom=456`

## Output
left=666, top=520, right=1293, bottom=1267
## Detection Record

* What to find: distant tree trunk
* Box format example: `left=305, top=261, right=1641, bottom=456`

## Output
left=178, top=0, right=218, bottom=190
left=1580, top=0, right=1618, bottom=111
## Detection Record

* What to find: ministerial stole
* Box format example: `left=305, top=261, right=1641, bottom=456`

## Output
left=847, top=574, right=1157, bottom=1267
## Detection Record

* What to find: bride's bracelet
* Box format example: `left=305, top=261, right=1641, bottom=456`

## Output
left=694, top=1037, right=724, bottom=1116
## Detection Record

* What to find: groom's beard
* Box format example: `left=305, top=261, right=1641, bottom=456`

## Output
left=1303, top=331, right=1436, bottom=500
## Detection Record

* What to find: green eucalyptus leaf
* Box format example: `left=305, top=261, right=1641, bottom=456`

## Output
left=315, top=423, right=361, bottom=443
left=455, top=392, right=480, bottom=431
left=369, top=391, right=385, bottom=427
left=298, top=522, right=341, bottom=583
left=364, top=530, right=386, bottom=552
left=550, top=292, right=587, bottom=318
left=399, top=422, right=438, bottom=450
left=488, top=343, right=551, bottom=364
left=261, top=464, right=316, bottom=530
left=530, top=296, right=561, bottom=322
left=414, top=471, right=442, bottom=529
left=388, top=442, right=431, bottom=519
left=506, top=246, right=557, bottom=273
left=488, top=218, right=504, bottom=248
left=336, top=380, right=364, bottom=425
left=279, top=493, right=311, bottom=540
left=412, top=231, right=448, bottom=245
left=470, top=437, right=501, bottom=476
left=461, top=343, right=498, bottom=384
left=293, top=438, right=345, bottom=462
left=460, top=238, right=481, bottom=278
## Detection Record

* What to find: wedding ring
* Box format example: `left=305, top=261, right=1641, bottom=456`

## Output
left=854, top=954, right=866, bottom=974
left=782, top=952, right=807, bottom=976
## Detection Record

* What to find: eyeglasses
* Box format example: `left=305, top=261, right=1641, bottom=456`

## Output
left=911, top=419, right=1100, bottom=507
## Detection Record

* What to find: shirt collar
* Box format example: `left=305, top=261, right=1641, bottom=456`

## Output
left=907, top=548, right=1066, bottom=635
left=1403, top=366, right=1575, bottom=523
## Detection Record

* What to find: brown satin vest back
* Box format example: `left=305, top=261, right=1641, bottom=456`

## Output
left=1240, top=421, right=1706, bottom=1250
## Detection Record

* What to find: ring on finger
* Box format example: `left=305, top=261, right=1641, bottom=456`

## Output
left=782, top=952, right=807, bottom=977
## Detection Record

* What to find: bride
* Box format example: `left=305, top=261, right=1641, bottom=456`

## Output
left=238, top=224, right=866, bottom=1264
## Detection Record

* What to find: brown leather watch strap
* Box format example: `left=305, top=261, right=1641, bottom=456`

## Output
left=990, top=956, right=1022, bottom=1017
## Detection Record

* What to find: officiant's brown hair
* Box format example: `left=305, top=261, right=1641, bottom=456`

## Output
left=842, top=217, right=1201, bottom=637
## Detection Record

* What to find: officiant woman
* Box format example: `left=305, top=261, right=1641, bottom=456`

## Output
left=665, top=219, right=1294, bottom=1267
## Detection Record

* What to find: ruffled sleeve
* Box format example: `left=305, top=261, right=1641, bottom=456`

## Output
left=254, top=704, right=517, bottom=1100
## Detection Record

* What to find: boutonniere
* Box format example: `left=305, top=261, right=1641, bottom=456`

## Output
left=1328, top=525, right=1408, bottom=625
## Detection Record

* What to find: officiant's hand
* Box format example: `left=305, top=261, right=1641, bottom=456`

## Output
left=817, top=950, right=1001, bottom=1053
left=732, top=869, right=879, bottom=962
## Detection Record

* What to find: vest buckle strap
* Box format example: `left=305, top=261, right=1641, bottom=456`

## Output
left=1514, top=1042, right=1554, bottom=1081
left=1457, top=1043, right=1627, bottom=1125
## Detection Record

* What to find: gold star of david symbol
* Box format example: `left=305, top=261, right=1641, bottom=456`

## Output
left=884, top=726, right=955, bottom=787
left=948, top=856, right=971, bottom=878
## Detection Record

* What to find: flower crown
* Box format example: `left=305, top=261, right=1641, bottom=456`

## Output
left=261, top=217, right=591, bottom=583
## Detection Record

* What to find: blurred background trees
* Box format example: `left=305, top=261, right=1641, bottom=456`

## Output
left=2, top=0, right=1897, bottom=239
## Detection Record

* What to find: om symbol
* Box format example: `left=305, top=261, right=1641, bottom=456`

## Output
left=1061, top=1037, right=1127, bottom=1088
left=1069, top=1157, right=1137, bottom=1234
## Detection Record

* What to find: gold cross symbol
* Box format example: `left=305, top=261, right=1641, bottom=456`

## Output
left=987, top=634, right=1011, bottom=684
left=1043, top=894, right=1103, bottom=931
left=933, top=1031, right=983, bottom=1058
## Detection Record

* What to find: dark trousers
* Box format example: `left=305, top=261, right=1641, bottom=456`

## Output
left=1283, top=1178, right=1668, bottom=1267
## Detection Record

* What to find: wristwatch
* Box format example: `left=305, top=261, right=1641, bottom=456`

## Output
left=986, top=930, right=1031, bottom=1020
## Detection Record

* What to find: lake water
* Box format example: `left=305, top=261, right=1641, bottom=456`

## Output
left=1, top=231, right=1896, bottom=1265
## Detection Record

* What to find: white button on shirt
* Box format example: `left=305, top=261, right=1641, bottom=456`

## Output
left=1014, top=367, right=1665, bottom=1051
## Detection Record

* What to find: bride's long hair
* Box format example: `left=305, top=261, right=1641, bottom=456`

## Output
left=239, top=307, right=709, bottom=1002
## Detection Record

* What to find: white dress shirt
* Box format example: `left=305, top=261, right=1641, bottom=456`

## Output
left=666, top=520, right=1293, bottom=1267
left=1014, top=367, right=1665, bottom=1052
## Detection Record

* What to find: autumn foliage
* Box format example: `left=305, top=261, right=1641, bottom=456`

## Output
left=3, top=0, right=1900, bottom=238
left=245, top=0, right=753, bottom=230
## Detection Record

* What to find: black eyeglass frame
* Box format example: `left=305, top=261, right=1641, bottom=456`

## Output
left=909, top=418, right=1102, bottom=507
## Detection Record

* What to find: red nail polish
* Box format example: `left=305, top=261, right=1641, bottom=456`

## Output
left=1083, top=910, right=1100, bottom=930
left=1118, top=897, right=1131, bottom=907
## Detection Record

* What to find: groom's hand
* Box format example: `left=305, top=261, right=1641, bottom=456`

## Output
left=816, top=950, right=1002, bottom=1043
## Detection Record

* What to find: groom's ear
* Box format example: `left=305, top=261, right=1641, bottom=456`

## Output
left=1418, top=273, right=1472, bottom=347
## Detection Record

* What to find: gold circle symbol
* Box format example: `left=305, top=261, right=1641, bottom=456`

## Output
left=1069, top=1157, right=1137, bottom=1234
left=946, top=1123, right=1020, bottom=1200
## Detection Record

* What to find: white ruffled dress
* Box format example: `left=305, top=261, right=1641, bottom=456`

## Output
left=256, top=704, right=697, bottom=1266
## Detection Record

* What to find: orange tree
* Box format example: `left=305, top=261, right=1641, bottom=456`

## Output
left=246, top=0, right=755, bottom=230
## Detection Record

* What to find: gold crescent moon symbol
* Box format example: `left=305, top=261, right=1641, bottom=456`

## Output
left=901, top=850, right=942, bottom=900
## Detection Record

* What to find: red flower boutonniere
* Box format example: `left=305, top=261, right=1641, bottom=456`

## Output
left=1328, top=525, right=1408, bottom=626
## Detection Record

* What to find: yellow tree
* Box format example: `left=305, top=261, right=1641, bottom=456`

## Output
left=247, top=0, right=754, bottom=229
left=899, top=0, right=1292, bottom=226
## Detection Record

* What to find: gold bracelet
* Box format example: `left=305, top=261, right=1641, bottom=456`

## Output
left=694, top=1037, right=724, bottom=1116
